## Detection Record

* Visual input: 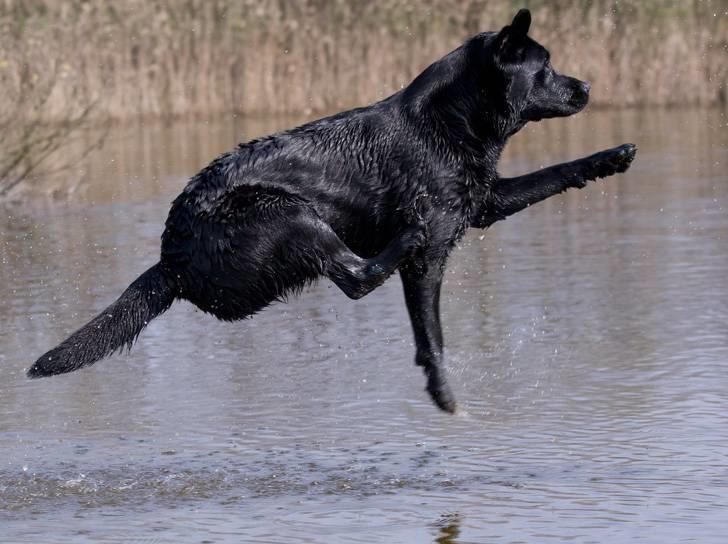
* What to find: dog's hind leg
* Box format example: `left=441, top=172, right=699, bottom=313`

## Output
left=474, top=143, right=636, bottom=228
left=319, top=219, right=427, bottom=300
left=400, top=266, right=457, bottom=414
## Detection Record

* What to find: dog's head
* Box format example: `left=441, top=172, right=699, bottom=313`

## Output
left=485, top=9, right=590, bottom=126
left=402, top=9, right=591, bottom=147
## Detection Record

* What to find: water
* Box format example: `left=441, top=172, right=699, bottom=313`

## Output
left=1, top=108, right=727, bottom=543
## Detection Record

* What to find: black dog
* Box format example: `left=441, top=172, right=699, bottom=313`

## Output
left=28, top=10, right=636, bottom=413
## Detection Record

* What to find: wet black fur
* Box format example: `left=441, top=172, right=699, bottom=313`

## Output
left=29, top=10, right=636, bottom=413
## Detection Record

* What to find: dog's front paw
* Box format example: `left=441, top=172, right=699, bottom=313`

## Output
left=595, top=143, right=637, bottom=178
left=427, top=378, right=458, bottom=414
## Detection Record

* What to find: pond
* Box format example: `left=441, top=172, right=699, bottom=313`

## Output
left=1, top=107, right=727, bottom=543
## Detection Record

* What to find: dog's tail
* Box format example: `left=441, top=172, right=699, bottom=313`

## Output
left=27, top=263, right=177, bottom=378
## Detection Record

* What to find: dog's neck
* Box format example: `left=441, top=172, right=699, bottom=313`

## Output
left=401, top=97, right=507, bottom=185
left=399, top=48, right=515, bottom=186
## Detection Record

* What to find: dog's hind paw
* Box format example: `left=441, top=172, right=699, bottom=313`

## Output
left=400, top=221, right=429, bottom=255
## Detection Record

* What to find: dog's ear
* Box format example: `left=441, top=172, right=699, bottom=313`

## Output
left=510, top=9, right=531, bottom=36
left=494, top=9, right=531, bottom=62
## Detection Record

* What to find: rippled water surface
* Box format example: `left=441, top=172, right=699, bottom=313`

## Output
left=1, top=109, right=727, bottom=543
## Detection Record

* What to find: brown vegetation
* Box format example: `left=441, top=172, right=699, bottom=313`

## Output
left=1, top=0, right=727, bottom=124
left=0, top=0, right=725, bottom=197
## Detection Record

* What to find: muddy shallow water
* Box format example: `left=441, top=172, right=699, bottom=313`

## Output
left=1, top=108, right=727, bottom=543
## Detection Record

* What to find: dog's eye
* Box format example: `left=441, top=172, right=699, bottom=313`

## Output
left=535, top=67, right=548, bottom=83
left=542, top=63, right=553, bottom=80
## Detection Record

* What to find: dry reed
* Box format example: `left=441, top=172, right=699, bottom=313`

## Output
left=1, top=0, right=727, bottom=123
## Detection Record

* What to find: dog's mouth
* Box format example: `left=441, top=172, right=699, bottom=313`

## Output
left=521, top=79, right=590, bottom=122
left=523, top=102, right=584, bottom=122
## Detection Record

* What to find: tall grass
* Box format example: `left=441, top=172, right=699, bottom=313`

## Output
left=1, top=0, right=727, bottom=123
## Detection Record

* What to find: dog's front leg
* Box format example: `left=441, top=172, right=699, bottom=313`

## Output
left=401, top=265, right=457, bottom=413
left=473, top=143, right=636, bottom=228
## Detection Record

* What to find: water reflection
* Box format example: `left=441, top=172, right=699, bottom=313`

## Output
left=1, top=107, right=727, bottom=543
left=434, top=513, right=462, bottom=544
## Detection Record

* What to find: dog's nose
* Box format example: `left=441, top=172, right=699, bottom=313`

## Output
left=570, top=80, right=590, bottom=105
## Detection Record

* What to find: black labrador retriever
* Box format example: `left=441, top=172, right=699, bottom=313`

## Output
left=29, top=9, right=636, bottom=413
